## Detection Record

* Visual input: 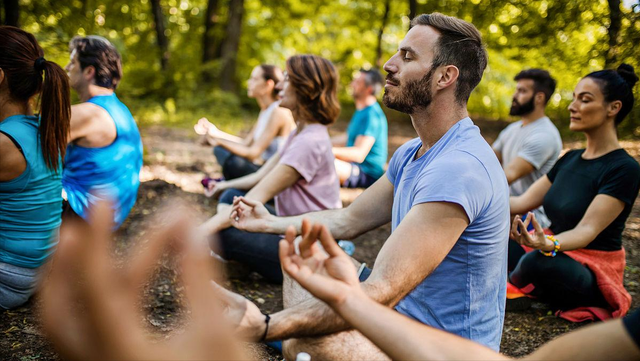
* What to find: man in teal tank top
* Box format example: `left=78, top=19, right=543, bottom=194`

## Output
left=332, top=69, right=388, bottom=188
left=62, top=36, right=142, bottom=228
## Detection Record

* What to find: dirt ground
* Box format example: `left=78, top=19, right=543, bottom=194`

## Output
left=2, top=117, right=640, bottom=360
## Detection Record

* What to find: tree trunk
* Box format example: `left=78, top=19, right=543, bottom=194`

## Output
left=219, top=0, right=245, bottom=92
left=375, top=0, right=391, bottom=69
left=150, top=0, right=170, bottom=70
left=202, top=0, right=221, bottom=63
left=408, top=0, right=417, bottom=21
left=605, top=0, right=621, bottom=68
left=3, top=0, right=20, bottom=27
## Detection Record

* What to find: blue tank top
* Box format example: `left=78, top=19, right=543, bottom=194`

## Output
left=0, top=115, right=62, bottom=268
left=62, top=93, right=143, bottom=228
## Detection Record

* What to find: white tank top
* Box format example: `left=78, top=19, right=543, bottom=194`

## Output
left=253, top=101, right=284, bottom=161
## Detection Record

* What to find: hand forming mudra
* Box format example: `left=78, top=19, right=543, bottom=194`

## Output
left=510, top=212, right=556, bottom=252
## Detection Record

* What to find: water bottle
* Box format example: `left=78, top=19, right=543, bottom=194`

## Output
left=296, top=352, right=311, bottom=361
left=337, top=240, right=355, bottom=256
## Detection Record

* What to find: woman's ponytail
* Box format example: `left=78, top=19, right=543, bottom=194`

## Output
left=38, top=60, right=71, bottom=171
left=0, top=26, right=71, bottom=171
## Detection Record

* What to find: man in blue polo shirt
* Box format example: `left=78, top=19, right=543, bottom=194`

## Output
left=332, top=69, right=388, bottom=188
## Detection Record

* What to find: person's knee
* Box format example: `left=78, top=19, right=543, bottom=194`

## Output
left=213, top=146, right=229, bottom=163
left=283, top=331, right=388, bottom=361
left=218, top=188, right=244, bottom=204
left=216, top=227, right=246, bottom=255
left=282, top=339, right=300, bottom=361
left=0, top=292, right=31, bottom=310
left=517, top=251, right=557, bottom=277
left=282, top=338, right=327, bottom=361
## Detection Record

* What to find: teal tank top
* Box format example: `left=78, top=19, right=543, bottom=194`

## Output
left=62, top=93, right=143, bottom=228
left=0, top=115, right=62, bottom=268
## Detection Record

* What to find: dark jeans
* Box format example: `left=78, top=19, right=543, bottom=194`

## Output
left=342, top=163, right=378, bottom=189
left=214, top=146, right=260, bottom=180
left=214, top=188, right=283, bottom=283
left=509, top=239, right=607, bottom=310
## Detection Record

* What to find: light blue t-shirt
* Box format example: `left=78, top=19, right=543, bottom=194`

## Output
left=387, top=118, right=509, bottom=351
left=346, top=102, right=388, bottom=178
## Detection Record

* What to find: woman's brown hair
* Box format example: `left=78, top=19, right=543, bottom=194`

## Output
left=259, top=64, right=283, bottom=99
left=285, top=55, right=340, bottom=125
left=0, top=26, right=71, bottom=171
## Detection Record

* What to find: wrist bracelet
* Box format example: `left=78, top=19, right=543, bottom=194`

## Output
left=260, top=313, right=271, bottom=342
left=539, top=235, right=560, bottom=257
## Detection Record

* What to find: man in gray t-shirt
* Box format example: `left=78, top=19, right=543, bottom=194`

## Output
left=493, top=69, right=562, bottom=227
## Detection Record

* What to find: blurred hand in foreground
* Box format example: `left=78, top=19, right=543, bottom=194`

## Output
left=40, top=201, right=248, bottom=361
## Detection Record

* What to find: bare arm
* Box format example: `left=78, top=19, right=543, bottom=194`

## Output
left=330, top=133, right=348, bottom=147
left=280, top=219, right=496, bottom=361
left=265, top=201, right=468, bottom=341
left=0, top=132, right=26, bottom=181
left=332, top=135, right=376, bottom=164
left=503, top=157, right=535, bottom=185
left=69, top=103, right=116, bottom=147
left=68, top=103, right=93, bottom=143
left=282, top=218, right=640, bottom=361
left=199, top=155, right=300, bottom=235
left=232, top=174, right=395, bottom=240
left=339, top=291, right=505, bottom=360
left=218, top=153, right=281, bottom=192
left=524, top=318, right=639, bottom=361
left=509, top=175, right=552, bottom=215
left=244, top=164, right=300, bottom=204
left=513, top=194, right=626, bottom=252
left=493, top=148, right=503, bottom=164
left=336, top=291, right=639, bottom=361
left=194, top=117, right=249, bottom=144
left=216, top=108, right=291, bottom=161
left=552, top=194, right=625, bottom=251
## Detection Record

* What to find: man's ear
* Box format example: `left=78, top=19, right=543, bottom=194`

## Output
left=83, top=65, right=96, bottom=83
left=436, top=65, right=459, bottom=91
left=535, top=92, right=546, bottom=106
left=366, top=84, right=376, bottom=96
left=0, top=68, right=5, bottom=88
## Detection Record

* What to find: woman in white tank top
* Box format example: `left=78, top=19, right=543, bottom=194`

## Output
left=194, top=64, right=295, bottom=179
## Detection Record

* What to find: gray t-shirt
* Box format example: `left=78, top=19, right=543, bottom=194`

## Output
left=493, top=116, right=562, bottom=227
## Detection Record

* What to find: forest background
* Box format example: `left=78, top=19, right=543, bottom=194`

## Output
left=2, top=0, right=640, bottom=138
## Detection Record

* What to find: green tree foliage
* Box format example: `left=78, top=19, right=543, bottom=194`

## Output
left=16, top=0, right=640, bottom=136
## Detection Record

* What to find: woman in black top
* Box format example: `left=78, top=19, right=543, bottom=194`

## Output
left=509, top=64, right=640, bottom=314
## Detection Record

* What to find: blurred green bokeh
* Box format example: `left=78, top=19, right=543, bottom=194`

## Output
left=10, top=0, right=640, bottom=137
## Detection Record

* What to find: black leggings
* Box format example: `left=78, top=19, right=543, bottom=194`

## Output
left=508, top=239, right=608, bottom=310
left=214, top=146, right=260, bottom=180
left=213, top=188, right=283, bottom=283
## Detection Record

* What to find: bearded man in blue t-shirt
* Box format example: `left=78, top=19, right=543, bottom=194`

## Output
left=223, top=13, right=510, bottom=360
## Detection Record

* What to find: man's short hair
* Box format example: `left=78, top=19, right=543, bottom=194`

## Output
left=359, top=68, right=384, bottom=96
left=410, top=13, right=487, bottom=104
left=514, top=69, right=556, bottom=104
left=69, top=36, right=123, bottom=90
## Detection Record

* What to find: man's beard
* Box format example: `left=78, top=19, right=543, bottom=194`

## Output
left=383, top=68, right=435, bottom=114
left=509, top=95, right=535, bottom=116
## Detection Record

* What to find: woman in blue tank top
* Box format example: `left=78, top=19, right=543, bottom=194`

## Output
left=0, top=26, right=71, bottom=309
